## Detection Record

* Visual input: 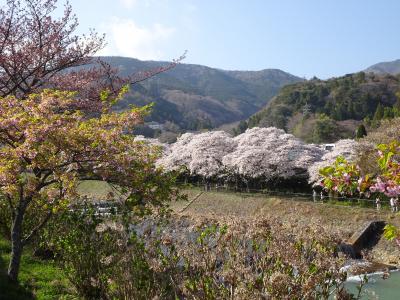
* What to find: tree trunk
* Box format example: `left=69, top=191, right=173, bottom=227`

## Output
left=7, top=203, right=26, bottom=282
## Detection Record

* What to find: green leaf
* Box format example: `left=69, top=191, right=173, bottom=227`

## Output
left=384, top=224, right=398, bottom=241
left=319, top=166, right=335, bottom=176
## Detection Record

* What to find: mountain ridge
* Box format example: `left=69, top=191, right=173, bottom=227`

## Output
left=96, top=56, right=303, bottom=131
left=365, top=59, right=400, bottom=75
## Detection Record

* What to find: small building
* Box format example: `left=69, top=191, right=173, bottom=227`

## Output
left=324, top=144, right=335, bottom=151
left=146, top=121, right=164, bottom=130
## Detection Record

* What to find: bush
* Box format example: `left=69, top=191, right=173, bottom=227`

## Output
left=45, top=205, right=176, bottom=299
left=45, top=209, right=360, bottom=299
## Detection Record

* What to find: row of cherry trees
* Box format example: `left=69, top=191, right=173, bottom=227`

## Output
left=152, top=127, right=357, bottom=189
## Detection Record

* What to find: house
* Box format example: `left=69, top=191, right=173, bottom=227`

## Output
left=324, top=144, right=335, bottom=151
left=146, top=121, right=164, bottom=130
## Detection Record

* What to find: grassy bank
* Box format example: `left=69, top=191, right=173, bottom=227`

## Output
left=0, top=237, right=75, bottom=300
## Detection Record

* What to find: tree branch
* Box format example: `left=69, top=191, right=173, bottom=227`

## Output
left=22, top=210, right=52, bottom=246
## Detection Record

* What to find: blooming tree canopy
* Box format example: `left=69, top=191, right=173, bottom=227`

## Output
left=135, top=135, right=171, bottom=156
left=158, top=127, right=326, bottom=183
left=0, top=90, right=177, bottom=281
left=307, top=139, right=358, bottom=184
left=223, top=127, right=324, bottom=181
left=0, top=0, right=185, bottom=102
left=157, top=131, right=236, bottom=178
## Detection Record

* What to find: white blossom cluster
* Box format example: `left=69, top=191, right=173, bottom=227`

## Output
left=222, top=127, right=325, bottom=180
left=155, top=127, right=359, bottom=184
left=307, top=139, right=359, bottom=184
left=142, top=128, right=358, bottom=184
left=156, top=131, right=236, bottom=178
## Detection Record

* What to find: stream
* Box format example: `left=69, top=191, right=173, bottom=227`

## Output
left=345, top=270, right=400, bottom=299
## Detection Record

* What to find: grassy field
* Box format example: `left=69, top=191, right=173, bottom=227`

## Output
left=77, top=180, right=118, bottom=200
left=0, top=237, right=75, bottom=300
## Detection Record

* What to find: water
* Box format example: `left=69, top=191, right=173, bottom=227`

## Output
left=346, top=271, right=400, bottom=299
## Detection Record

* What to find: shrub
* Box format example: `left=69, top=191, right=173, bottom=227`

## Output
left=46, top=211, right=359, bottom=299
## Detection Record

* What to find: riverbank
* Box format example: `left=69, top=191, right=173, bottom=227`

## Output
left=2, top=186, right=399, bottom=299
left=171, top=188, right=400, bottom=266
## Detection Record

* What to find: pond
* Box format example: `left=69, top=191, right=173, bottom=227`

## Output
left=345, top=271, right=400, bottom=299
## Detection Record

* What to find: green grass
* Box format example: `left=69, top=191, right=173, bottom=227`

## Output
left=77, top=180, right=122, bottom=201
left=0, top=237, right=76, bottom=300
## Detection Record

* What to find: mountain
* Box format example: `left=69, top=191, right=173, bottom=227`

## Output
left=237, top=72, right=400, bottom=143
left=97, top=56, right=302, bottom=131
left=365, top=59, right=400, bottom=75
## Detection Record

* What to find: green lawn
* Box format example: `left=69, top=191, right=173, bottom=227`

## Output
left=0, top=237, right=76, bottom=300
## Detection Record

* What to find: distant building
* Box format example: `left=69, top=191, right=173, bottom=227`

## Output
left=324, top=144, right=335, bottom=151
left=146, top=121, right=164, bottom=130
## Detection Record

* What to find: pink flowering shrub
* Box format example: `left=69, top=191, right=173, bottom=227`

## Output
left=0, top=90, right=180, bottom=282
left=318, top=141, right=400, bottom=247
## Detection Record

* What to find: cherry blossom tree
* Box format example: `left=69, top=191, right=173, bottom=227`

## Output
left=318, top=141, right=400, bottom=247
left=223, top=127, right=324, bottom=183
left=307, top=139, right=358, bottom=184
left=157, top=131, right=236, bottom=179
left=158, top=127, right=325, bottom=185
left=135, top=135, right=171, bottom=155
left=0, top=0, right=185, bottom=103
left=0, top=90, right=177, bottom=282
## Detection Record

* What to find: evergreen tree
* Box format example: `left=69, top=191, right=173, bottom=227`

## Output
left=237, top=120, right=248, bottom=134
left=363, top=116, right=372, bottom=127
left=355, top=124, right=367, bottom=139
left=312, top=114, right=337, bottom=143
left=373, top=103, right=384, bottom=121
left=395, top=91, right=400, bottom=110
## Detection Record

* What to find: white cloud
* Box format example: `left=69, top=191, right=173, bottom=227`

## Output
left=119, top=0, right=137, bottom=9
left=98, top=18, right=175, bottom=60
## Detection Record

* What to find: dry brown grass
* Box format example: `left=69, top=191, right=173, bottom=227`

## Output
left=172, top=188, right=400, bottom=265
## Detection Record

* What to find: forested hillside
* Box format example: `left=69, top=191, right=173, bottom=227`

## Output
left=236, top=72, right=400, bottom=143
left=97, top=57, right=302, bottom=131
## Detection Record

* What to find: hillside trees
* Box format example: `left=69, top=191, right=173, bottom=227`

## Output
left=240, top=72, right=400, bottom=142
left=0, top=90, right=179, bottom=282
left=312, top=114, right=337, bottom=143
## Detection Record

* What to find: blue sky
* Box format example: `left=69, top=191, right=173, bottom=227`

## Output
left=46, top=0, right=400, bottom=78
